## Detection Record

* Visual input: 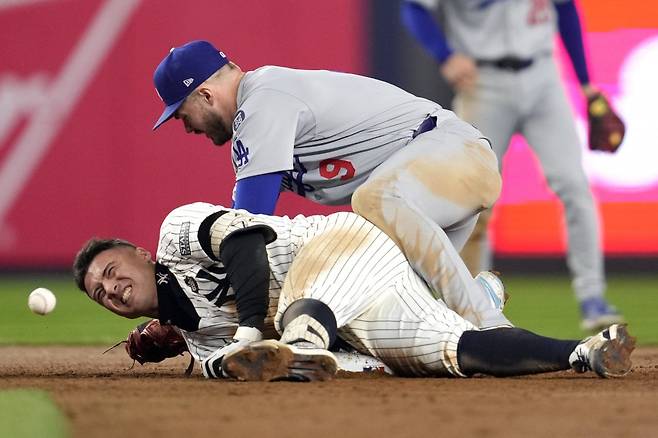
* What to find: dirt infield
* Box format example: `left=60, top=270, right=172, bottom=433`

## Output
left=1, top=346, right=657, bottom=438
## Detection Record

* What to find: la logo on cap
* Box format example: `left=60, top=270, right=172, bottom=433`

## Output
left=183, top=78, right=194, bottom=87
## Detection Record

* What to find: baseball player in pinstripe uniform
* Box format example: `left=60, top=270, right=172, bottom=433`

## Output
left=401, top=0, right=623, bottom=331
left=151, top=40, right=511, bottom=331
left=73, top=202, right=634, bottom=381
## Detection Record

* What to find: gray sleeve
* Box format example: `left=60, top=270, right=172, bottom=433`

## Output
left=232, top=89, right=314, bottom=180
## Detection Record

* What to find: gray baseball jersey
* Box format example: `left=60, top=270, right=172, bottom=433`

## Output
left=227, top=64, right=512, bottom=330
left=410, top=0, right=571, bottom=59
left=231, top=66, right=458, bottom=205
left=409, top=0, right=606, bottom=302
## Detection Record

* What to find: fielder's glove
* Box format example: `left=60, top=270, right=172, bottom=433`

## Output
left=587, top=92, right=625, bottom=153
left=105, top=319, right=194, bottom=375
left=201, top=326, right=263, bottom=379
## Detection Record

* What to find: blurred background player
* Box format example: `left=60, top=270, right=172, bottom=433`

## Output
left=401, top=0, right=623, bottom=331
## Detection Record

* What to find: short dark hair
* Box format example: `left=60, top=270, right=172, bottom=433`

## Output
left=72, top=238, right=136, bottom=292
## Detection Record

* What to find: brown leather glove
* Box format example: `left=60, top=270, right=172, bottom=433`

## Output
left=125, top=319, right=188, bottom=365
left=587, top=92, right=625, bottom=153
left=104, top=320, right=194, bottom=374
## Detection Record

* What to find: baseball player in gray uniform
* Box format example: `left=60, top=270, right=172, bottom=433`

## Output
left=73, top=202, right=634, bottom=381
left=151, top=40, right=509, bottom=331
left=401, top=0, right=623, bottom=331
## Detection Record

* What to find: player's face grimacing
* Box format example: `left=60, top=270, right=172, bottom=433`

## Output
left=84, top=246, right=159, bottom=319
left=175, top=91, right=233, bottom=146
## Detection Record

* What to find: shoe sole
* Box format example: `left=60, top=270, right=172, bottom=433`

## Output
left=222, top=340, right=338, bottom=382
left=591, top=324, right=636, bottom=378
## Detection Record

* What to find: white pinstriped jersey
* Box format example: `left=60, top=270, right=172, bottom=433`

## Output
left=409, top=0, right=571, bottom=59
left=231, top=66, right=460, bottom=205
left=156, top=202, right=327, bottom=361
left=155, top=202, right=476, bottom=376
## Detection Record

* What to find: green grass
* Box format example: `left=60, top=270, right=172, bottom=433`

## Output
left=0, top=389, right=69, bottom=438
left=0, top=273, right=656, bottom=345
left=1, top=275, right=148, bottom=345
left=503, top=273, right=658, bottom=344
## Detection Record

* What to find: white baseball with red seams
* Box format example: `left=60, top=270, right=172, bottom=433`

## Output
left=28, top=287, right=56, bottom=315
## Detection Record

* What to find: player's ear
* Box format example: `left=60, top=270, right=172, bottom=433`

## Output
left=197, top=87, right=213, bottom=105
left=135, top=247, right=152, bottom=262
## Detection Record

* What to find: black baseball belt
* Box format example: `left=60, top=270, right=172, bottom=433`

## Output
left=476, top=56, right=533, bottom=71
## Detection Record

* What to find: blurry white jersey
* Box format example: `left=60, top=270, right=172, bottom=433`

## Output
left=231, top=66, right=459, bottom=205
left=409, top=0, right=569, bottom=59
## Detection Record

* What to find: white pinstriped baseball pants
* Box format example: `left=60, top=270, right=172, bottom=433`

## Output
left=276, top=212, right=475, bottom=377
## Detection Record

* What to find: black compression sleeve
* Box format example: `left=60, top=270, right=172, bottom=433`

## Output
left=457, top=328, right=580, bottom=377
left=219, top=231, right=270, bottom=330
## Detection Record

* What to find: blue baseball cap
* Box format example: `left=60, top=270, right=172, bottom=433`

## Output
left=152, top=40, right=229, bottom=130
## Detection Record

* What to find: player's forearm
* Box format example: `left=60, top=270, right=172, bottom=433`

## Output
left=555, top=0, right=591, bottom=86
left=220, top=231, right=270, bottom=330
left=400, top=1, right=453, bottom=64
left=233, top=172, right=284, bottom=215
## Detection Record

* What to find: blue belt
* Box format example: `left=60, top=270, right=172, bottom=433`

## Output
left=412, top=115, right=437, bottom=139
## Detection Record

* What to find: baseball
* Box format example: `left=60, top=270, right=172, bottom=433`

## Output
left=28, top=287, right=57, bottom=315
